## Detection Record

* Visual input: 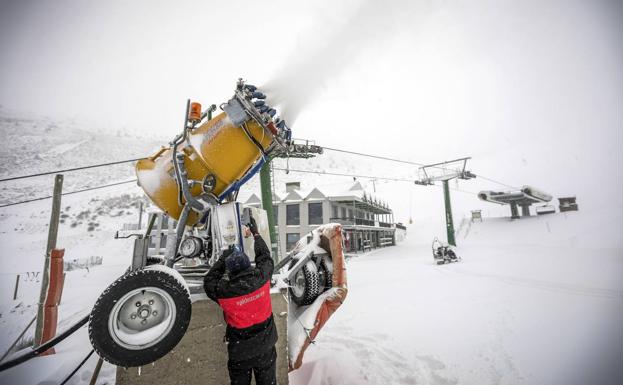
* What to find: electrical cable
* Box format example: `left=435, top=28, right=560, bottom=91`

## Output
left=0, top=179, right=137, bottom=208
left=59, top=349, right=95, bottom=385
left=0, top=314, right=89, bottom=372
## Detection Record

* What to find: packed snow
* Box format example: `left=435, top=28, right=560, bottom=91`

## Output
left=290, top=208, right=623, bottom=385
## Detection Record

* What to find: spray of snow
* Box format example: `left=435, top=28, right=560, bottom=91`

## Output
left=262, top=0, right=409, bottom=125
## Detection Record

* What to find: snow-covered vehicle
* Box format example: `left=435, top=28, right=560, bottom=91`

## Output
left=87, top=80, right=345, bottom=368
left=432, top=237, right=459, bottom=265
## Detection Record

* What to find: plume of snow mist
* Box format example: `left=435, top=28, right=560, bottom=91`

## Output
left=262, top=0, right=409, bottom=125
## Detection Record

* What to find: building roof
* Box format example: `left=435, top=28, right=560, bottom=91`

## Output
left=243, top=181, right=393, bottom=214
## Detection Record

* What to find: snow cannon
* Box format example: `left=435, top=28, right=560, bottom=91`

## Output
left=136, top=79, right=291, bottom=225
left=88, top=80, right=293, bottom=368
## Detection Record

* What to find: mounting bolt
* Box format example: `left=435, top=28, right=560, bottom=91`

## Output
left=135, top=301, right=141, bottom=307
left=131, top=314, right=137, bottom=320
left=141, top=319, right=147, bottom=325
left=152, top=311, right=158, bottom=316
left=149, top=300, right=154, bottom=305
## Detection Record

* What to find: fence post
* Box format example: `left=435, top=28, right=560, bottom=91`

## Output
left=138, top=201, right=144, bottom=229
left=13, top=274, right=20, bottom=300
left=34, top=174, right=63, bottom=352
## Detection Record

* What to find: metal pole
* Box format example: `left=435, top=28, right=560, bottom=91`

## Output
left=89, top=357, right=104, bottom=385
left=443, top=180, right=456, bottom=246
left=34, top=174, right=63, bottom=347
left=259, top=161, right=278, bottom=259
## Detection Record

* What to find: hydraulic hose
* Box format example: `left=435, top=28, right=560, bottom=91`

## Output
left=0, top=314, right=89, bottom=372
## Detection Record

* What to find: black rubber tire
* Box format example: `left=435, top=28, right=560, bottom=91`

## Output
left=88, top=268, right=191, bottom=367
left=436, top=260, right=444, bottom=265
left=288, top=259, right=320, bottom=306
left=317, top=257, right=333, bottom=292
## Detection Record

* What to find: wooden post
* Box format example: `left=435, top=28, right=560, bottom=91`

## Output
left=34, top=174, right=63, bottom=350
left=138, top=201, right=144, bottom=229
left=13, top=274, right=20, bottom=300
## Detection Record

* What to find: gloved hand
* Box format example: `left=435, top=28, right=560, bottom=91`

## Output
left=247, top=215, right=259, bottom=236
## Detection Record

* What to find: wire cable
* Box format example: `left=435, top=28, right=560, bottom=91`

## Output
left=272, top=167, right=478, bottom=196
left=320, top=146, right=426, bottom=166
left=0, top=158, right=144, bottom=183
left=321, top=146, right=517, bottom=189
left=473, top=174, right=518, bottom=190
left=0, top=179, right=137, bottom=208
left=59, top=349, right=95, bottom=385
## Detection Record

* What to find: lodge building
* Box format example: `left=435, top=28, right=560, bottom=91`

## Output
left=244, top=181, right=405, bottom=256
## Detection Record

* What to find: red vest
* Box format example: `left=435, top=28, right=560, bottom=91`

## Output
left=218, top=281, right=272, bottom=329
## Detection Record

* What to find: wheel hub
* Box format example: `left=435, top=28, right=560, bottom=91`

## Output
left=292, top=270, right=306, bottom=297
left=109, top=287, right=176, bottom=350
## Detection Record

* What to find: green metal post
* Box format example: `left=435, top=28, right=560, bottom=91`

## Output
left=442, top=180, right=456, bottom=246
left=259, top=161, right=278, bottom=259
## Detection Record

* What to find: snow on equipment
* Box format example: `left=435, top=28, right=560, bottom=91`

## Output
left=88, top=79, right=344, bottom=369
left=284, top=223, right=348, bottom=370
left=432, top=237, right=460, bottom=265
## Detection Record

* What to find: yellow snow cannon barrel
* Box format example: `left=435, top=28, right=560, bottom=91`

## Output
left=135, top=92, right=279, bottom=225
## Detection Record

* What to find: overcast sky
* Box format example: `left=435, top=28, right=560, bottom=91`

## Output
left=1, top=0, right=622, bottom=223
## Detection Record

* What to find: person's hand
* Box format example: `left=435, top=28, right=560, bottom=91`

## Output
left=243, top=226, right=252, bottom=238
left=247, top=215, right=259, bottom=236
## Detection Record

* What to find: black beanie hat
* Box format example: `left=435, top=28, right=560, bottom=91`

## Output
left=225, top=248, right=251, bottom=274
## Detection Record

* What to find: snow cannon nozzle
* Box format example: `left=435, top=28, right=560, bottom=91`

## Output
left=230, top=78, right=292, bottom=149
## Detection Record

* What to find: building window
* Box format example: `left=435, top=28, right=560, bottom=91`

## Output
left=340, top=207, right=346, bottom=219
left=286, top=233, right=300, bottom=251
left=332, top=204, right=338, bottom=219
left=273, top=205, right=279, bottom=225
left=286, top=204, right=300, bottom=225
left=348, top=209, right=353, bottom=219
left=308, top=202, right=323, bottom=225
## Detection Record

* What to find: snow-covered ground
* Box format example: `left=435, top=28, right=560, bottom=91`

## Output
left=1, top=111, right=622, bottom=384
left=0, top=186, right=143, bottom=385
left=290, top=208, right=623, bottom=385
left=1, top=188, right=622, bottom=385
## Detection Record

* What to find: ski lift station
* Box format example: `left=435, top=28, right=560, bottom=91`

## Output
left=478, top=186, right=553, bottom=219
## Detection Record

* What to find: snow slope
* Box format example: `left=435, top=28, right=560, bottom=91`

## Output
left=290, top=209, right=623, bottom=385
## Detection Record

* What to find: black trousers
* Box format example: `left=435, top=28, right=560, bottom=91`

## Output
left=228, top=346, right=277, bottom=385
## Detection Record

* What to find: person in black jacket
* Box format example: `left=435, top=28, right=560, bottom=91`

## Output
left=204, top=216, right=278, bottom=385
